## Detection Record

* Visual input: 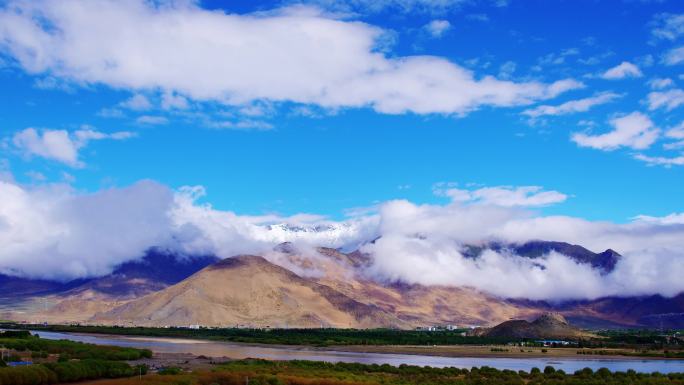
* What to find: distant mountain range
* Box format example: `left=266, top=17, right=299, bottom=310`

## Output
left=462, top=241, right=621, bottom=273
left=2, top=241, right=683, bottom=329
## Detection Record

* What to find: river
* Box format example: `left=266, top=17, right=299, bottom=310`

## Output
left=33, top=330, right=684, bottom=374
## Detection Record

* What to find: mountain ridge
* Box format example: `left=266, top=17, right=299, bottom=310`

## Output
left=2, top=240, right=683, bottom=329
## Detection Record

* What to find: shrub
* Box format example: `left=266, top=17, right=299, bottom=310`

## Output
left=159, top=366, right=183, bottom=375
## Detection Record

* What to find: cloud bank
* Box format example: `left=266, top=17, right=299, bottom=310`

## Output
left=0, top=0, right=580, bottom=115
left=1, top=178, right=684, bottom=301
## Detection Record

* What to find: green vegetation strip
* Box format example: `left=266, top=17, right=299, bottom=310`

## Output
left=198, top=359, right=684, bottom=385
left=0, top=331, right=150, bottom=385
left=3, top=323, right=518, bottom=346
left=0, top=359, right=146, bottom=385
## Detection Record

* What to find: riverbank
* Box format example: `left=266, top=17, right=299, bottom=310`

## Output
left=333, top=344, right=671, bottom=360
left=42, top=331, right=668, bottom=361
left=31, top=330, right=684, bottom=373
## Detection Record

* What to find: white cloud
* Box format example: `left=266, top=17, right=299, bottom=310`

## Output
left=648, top=77, right=674, bottom=90
left=572, top=112, right=659, bottom=151
left=425, top=19, right=451, bottom=37
left=663, top=141, right=684, bottom=150
left=0, top=0, right=582, bottom=116
left=2, top=178, right=684, bottom=300
left=11, top=128, right=135, bottom=167
left=651, top=13, right=684, bottom=41
left=601, top=61, right=643, bottom=79
left=635, top=212, right=684, bottom=225
left=136, top=115, right=169, bottom=125
left=663, top=46, right=684, bottom=65
left=161, top=91, right=189, bottom=110
left=634, top=153, right=684, bottom=167
left=0, top=180, right=374, bottom=280
left=120, top=94, right=152, bottom=111
left=667, top=121, right=684, bottom=139
left=0, top=180, right=175, bottom=280
left=435, top=184, right=567, bottom=207
left=522, top=92, right=620, bottom=118
left=362, top=199, right=684, bottom=300
left=97, top=107, right=125, bottom=118
left=647, top=88, right=684, bottom=111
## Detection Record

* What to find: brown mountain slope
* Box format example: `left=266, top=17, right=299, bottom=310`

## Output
left=478, top=313, right=596, bottom=339
left=278, top=246, right=537, bottom=327
left=93, top=255, right=405, bottom=328
left=315, top=277, right=537, bottom=327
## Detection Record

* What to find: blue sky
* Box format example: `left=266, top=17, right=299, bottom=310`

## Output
left=2, top=0, right=684, bottom=222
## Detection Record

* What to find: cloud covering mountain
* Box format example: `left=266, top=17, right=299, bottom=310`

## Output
left=1, top=177, right=683, bottom=301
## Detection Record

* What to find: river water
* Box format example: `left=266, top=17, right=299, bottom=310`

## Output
left=33, top=330, right=684, bottom=374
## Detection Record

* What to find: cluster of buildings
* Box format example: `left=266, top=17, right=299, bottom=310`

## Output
left=415, top=324, right=463, bottom=332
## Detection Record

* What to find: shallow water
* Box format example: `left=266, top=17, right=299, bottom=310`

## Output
left=34, top=330, right=684, bottom=373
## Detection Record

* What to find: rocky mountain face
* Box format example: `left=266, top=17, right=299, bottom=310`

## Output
left=462, top=241, right=622, bottom=273
left=2, top=241, right=683, bottom=328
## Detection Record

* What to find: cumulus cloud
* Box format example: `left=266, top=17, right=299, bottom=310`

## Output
left=0, top=180, right=174, bottom=280
left=647, top=88, right=684, bottom=111
left=571, top=112, right=659, bottom=151
left=434, top=184, right=567, bottom=207
left=601, top=61, right=643, bottom=79
left=522, top=92, right=620, bottom=119
left=361, top=199, right=684, bottom=300
left=2, top=178, right=684, bottom=300
left=0, top=0, right=581, bottom=115
left=0, top=180, right=375, bottom=281
left=11, top=128, right=135, bottom=167
left=425, top=19, right=451, bottom=37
